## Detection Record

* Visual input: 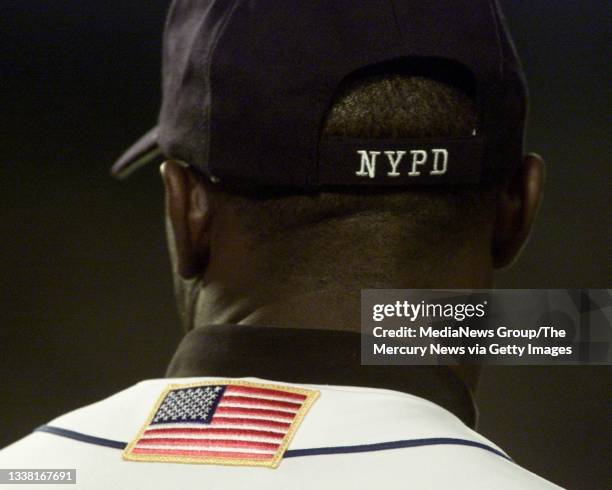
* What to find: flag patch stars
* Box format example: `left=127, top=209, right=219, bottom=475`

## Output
left=151, top=386, right=225, bottom=424
left=123, top=380, right=319, bottom=468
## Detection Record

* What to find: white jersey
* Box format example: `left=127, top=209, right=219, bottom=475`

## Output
left=0, top=377, right=562, bottom=489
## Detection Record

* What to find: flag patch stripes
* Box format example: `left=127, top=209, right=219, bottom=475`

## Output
left=123, top=380, right=319, bottom=468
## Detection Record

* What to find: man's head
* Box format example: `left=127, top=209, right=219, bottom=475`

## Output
left=160, top=71, right=544, bottom=332
left=111, top=0, right=544, bottom=333
left=111, top=1, right=544, bottom=399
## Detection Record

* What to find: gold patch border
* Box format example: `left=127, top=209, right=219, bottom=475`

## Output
left=123, top=379, right=320, bottom=469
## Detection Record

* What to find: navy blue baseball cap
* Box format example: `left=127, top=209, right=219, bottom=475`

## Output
left=111, top=0, right=527, bottom=188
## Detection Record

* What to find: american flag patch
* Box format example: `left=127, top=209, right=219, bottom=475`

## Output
left=123, top=380, right=319, bottom=468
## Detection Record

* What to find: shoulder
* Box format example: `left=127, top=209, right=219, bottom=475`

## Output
left=0, top=378, right=564, bottom=490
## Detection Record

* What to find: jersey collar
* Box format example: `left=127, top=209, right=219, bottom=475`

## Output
left=166, top=325, right=476, bottom=428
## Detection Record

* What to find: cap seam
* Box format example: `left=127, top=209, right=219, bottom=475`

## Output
left=387, top=0, right=404, bottom=41
left=489, top=0, right=504, bottom=81
left=204, top=0, right=241, bottom=181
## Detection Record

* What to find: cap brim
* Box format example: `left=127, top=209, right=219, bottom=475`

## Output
left=111, top=127, right=163, bottom=179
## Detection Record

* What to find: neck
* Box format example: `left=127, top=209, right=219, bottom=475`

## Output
left=190, top=278, right=486, bottom=395
left=194, top=284, right=362, bottom=332
left=184, top=244, right=491, bottom=395
left=193, top=257, right=493, bottom=332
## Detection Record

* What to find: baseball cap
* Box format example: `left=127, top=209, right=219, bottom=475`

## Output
left=111, top=0, right=527, bottom=188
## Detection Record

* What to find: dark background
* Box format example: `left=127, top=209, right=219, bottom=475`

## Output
left=1, top=2, right=610, bottom=488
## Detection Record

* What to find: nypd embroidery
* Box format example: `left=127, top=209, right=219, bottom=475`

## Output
left=356, top=148, right=449, bottom=179
left=124, top=380, right=319, bottom=468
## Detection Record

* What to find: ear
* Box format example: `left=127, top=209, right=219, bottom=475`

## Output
left=492, top=153, right=545, bottom=269
left=161, top=161, right=212, bottom=279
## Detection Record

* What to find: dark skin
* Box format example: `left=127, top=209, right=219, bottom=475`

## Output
left=160, top=154, right=545, bottom=396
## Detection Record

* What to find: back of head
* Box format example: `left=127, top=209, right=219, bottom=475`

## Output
left=112, top=1, right=533, bottom=293
left=211, top=67, right=499, bottom=289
